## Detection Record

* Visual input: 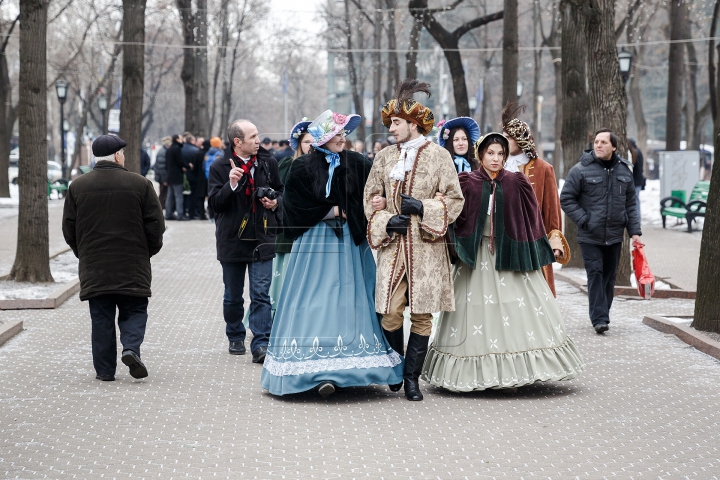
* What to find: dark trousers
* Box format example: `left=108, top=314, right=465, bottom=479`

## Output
left=221, top=260, right=273, bottom=353
left=165, top=183, right=184, bottom=219
left=88, top=294, right=148, bottom=376
left=158, top=182, right=168, bottom=209
left=579, top=242, right=623, bottom=326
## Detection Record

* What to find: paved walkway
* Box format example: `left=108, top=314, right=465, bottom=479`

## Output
left=1, top=220, right=718, bottom=478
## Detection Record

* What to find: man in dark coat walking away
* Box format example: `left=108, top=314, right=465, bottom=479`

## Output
left=208, top=119, right=283, bottom=363
left=62, top=135, right=165, bottom=381
left=165, top=134, right=187, bottom=220
left=560, top=129, right=641, bottom=334
left=153, top=136, right=171, bottom=209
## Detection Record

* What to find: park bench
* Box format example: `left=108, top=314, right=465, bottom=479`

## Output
left=78, top=165, right=92, bottom=174
left=48, top=179, right=68, bottom=199
left=660, top=180, right=709, bottom=233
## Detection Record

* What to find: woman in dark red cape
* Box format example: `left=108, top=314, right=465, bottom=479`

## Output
left=421, top=133, right=584, bottom=392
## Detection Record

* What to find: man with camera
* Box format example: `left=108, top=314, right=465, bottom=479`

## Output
left=208, top=119, right=283, bottom=363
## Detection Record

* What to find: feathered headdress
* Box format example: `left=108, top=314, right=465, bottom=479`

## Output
left=381, top=79, right=435, bottom=135
left=501, top=102, right=537, bottom=159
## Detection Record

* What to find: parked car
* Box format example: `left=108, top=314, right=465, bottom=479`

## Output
left=8, top=151, right=65, bottom=185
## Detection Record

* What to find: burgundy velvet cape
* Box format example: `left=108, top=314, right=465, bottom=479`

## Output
left=451, top=168, right=555, bottom=271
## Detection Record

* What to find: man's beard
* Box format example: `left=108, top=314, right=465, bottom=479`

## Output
left=396, top=129, right=413, bottom=144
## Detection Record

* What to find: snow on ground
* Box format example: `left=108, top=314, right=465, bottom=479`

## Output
left=0, top=251, right=78, bottom=300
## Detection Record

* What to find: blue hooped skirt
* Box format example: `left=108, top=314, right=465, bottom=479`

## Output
left=260, top=222, right=403, bottom=396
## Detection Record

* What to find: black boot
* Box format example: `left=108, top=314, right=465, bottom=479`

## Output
left=383, top=327, right=404, bottom=392
left=403, top=332, right=429, bottom=401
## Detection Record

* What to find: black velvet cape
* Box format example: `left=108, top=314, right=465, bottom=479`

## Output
left=283, top=149, right=372, bottom=246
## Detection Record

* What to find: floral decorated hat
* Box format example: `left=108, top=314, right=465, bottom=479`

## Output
left=307, top=110, right=361, bottom=148
left=437, top=116, right=480, bottom=149
left=289, top=118, right=311, bottom=151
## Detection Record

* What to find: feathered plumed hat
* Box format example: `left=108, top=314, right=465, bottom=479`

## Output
left=501, top=102, right=537, bottom=159
left=381, top=79, right=435, bottom=135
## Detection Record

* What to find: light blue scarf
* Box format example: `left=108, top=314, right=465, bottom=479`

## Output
left=315, top=146, right=341, bottom=198
left=454, top=155, right=471, bottom=173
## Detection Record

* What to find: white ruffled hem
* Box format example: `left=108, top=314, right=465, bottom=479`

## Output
left=421, top=338, right=585, bottom=392
left=263, top=351, right=403, bottom=377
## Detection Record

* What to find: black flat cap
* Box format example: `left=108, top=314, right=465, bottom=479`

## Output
left=262, top=137, right=272, bottom=144
left=92, top=135, right=127, bottom=157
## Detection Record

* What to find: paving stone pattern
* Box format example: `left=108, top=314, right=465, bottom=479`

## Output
left=1, top=221, right=718, bottom=478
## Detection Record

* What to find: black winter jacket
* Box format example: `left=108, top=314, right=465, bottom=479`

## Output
left=153, top=146, right=168, bottom=183
left=182, top=143, right=201, bottom=183
left=560, top=150, right=642, bottom=245
left=62, top=161, right=165, bottom=300
left=208, top=147, right=283, bottom=262
left=166, top=140, right=186, bottom=185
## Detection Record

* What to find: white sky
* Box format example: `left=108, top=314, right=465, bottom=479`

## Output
left=268, top=0, right=327, bottom=37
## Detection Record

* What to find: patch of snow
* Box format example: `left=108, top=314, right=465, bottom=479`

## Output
left=663, top=317, right=692, bottom=324
left=0, top=250, right=78, bottom=300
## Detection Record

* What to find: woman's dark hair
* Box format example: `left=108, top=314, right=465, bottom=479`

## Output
left=444, top=126, right=479, bottom=170
left=476, top=136, right=509, bottom=164
left=171, top=134, right=181, bottom=143
left=305, top=147, right=359, bottom=199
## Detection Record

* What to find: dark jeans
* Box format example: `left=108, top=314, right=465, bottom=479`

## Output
left=165, top=183, right=184, bottom=219
left=579, top=242, right=623, bottom=326
left=88, top=294, right=148, bottom=376
left=158, top=182, right=168, bottom=209
left=221, top=260, right=273, bottom=353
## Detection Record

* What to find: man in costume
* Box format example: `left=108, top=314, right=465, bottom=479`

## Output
left=364, top=79, right=464, bottom=401
left=501, top=103, right=569, bottom=296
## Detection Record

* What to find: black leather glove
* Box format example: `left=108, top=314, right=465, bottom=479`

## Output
left=400, top=194, right=424, bottom=217
left=386, top=214, right=410, bottom=236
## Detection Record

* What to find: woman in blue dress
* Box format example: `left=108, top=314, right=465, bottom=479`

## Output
left=260, top=110, right=404, bottom=397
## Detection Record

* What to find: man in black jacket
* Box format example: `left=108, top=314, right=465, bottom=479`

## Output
left=62, top=135, right=165, bottom=381
left=208, top=119, right=283, bottom=362
left=165, top=134, right=187, bottom=220
left=561, top=129, right=641, bottom=334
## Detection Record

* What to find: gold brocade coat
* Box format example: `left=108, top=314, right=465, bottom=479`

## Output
left=364, top=141, right=464, bottom=314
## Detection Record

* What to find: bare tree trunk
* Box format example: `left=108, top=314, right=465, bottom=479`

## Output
left=194, top=0, right=209, bottom=137
left=385, top=0, right=399, bottom=101
left=372, top=0, right=382, bottom=137
left=582, top=0, right=630, bottom=285
left=531, top=1, right=542, bottom=145
left=693, top=27, right=720, bottom=334
left=210, top=0, right=230, bottom=136
left=405, top=14, right=422, bottom=80
left=553, top=59, right=562, bottom=180
left=344, top=0, right=365, bottom=142
left=11, top=0, right=52, bottom=282
left=502, top=0, right=518, bottom=106
left=409, top=0, right=502, bottom=117
left=71, top=85, right=92, bottom=172
left=665, top=0, right=689, bottom=151
left=628, top=54, right=647, bottom=151
left=119, top=0, right=146, bottom=174
left=0, top=15, right=19, bottom=198
left=561, top=0, right=589, bottom=269
left=685, top=41, right=698, bottom=150
left=177, top=0, right=196, bottom=134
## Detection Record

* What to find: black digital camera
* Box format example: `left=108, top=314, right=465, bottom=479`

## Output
left=256, top=186, right=279, bottom=200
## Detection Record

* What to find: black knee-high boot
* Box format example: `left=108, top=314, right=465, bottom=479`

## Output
left=383, top=327, right=404, bottom=392
left=403, top=332, right=429, bottom=401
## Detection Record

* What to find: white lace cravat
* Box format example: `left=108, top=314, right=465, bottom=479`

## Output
left=390, top=135, right=427, bottom=181
left=505, top=153, right=530, bottom=173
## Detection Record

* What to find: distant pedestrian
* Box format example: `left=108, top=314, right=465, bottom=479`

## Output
left=165, top=134, right=186, bottom=220
left=560, top=129, right=641, bottom=334
left=271, top=140, right=280, bottom=153
left=204, top=137, right=225, bottom=220
left=62, top=135, right=165, bottom=382
left=193, top=138, right=210, bottom=220
left=261, top=137, right=273, bottom=153
left=628, top=138, right=646, bottom=220
left=153, top=136, right=172, bottom=209
left=273, top=140, right=293, bottom=160
left=207, top=119, right=283, bottom=362
left=354, top=140, right=365, bottom=155
left=140, top=148, right=151, bottom=177
left=182, top=134, right=201, bottom=219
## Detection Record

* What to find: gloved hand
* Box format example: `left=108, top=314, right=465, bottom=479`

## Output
left=386, top=214, right=410, bottom=236
left=400, top=194, right=424, bottom=217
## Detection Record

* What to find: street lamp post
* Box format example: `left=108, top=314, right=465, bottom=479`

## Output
left=442, top=104, right=450, bottom=120
left=516, top=80, right=524, bottom=100
left=55, top=80, right=68, bottom=179
left=468, top=96, right=477, bottom=116
left=618, top=48, right=632, bottom=85
left=98, top=94, right=108, bottom=135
